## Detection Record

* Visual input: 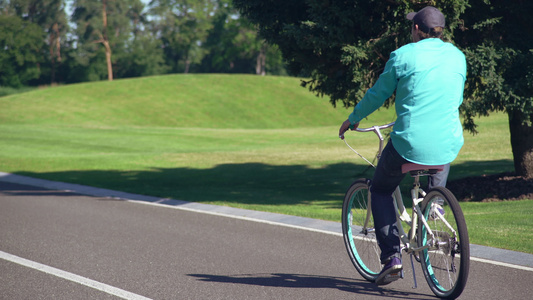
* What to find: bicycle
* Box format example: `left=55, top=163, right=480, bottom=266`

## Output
left=340, top=122, right=469, bottom=299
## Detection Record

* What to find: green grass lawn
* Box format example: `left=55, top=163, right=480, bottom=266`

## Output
left=1, top=74, right=530, bottom=254
left=461, top=200, right=533, bottom=254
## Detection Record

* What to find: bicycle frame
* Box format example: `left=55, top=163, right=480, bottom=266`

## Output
left=344, top=122, right=456, bottom=257
left=342, top=122, right=470, bottom=297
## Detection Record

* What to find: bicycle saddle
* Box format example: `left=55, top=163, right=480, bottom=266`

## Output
left=401, top=163, right=445, bottom=175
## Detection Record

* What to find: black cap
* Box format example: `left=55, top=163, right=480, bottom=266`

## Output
left=407, top=6, right=445, bottom=32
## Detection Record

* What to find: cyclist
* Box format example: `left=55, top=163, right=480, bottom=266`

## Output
left=338, top=6, right=466, bottom=285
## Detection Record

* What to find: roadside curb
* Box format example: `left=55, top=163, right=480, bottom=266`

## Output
left=1, top=171, right=532, bottom=270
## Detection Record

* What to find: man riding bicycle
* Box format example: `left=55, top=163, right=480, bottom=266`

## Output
left=339, top=6, right=466, bottom=285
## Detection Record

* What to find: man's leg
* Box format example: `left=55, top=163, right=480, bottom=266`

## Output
left=428, top=163, right=450, bottom=189
left=370, top=142, right=408, bottom=264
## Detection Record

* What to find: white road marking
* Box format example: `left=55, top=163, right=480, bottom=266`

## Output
left=470, top=256, right=533, bottom=272
left=0, top=251, right=152, bottom=300
left=129, top=198, right=343, bottom=236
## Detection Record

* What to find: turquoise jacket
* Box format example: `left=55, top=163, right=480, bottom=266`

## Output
left=348, top=38, right=466, bottom=165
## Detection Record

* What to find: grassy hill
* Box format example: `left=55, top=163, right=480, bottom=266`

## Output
left=1, top=74, right=354, bottom=129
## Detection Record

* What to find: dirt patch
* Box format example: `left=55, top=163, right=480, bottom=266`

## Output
left=447, top=172, right=533, bottom=202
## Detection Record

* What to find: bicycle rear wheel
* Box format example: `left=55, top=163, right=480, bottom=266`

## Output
left=417, top=187, right=469, bottom=299
left=341, top=179, right=380, bottom=281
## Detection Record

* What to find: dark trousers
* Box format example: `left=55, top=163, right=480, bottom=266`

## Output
left=370, top=142, right=450, bottom=264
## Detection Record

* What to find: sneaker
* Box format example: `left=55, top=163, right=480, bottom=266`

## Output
left=375, top=257, right=403, bottom=286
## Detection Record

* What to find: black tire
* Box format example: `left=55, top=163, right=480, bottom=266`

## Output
left=341, top=179, right=381, bottom=281
left=417, top=187, right=470, bottom=299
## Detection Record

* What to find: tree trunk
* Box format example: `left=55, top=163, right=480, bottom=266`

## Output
left=256, top=45, right=266, bottom=76
left=508, top=110, right=533, bottom=178
left=184, top=58, right=190, bottom=74
left=49, top=22, right=61, bottom=84
left=103, top=40, right=113, bottom=81
left=49, top=34, right=56, bottom=84
left=102, top=0, right=113, bottom=81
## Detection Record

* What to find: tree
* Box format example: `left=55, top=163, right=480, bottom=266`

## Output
left=91, top=0, right=169, bottom=79
left=0, top=15, right=44, bottom=87
left=72, top=0, right=132, bottom=81
left=115, top=33, right=169, bottom=78
left=0, top=0, right=69, bottom=84
left=147, top=0, right=217, bottom=73
left=456, top=0, right=533, bottom=178
left=234, top=0, right=533, bottom=178
left=198, top=0, right=286, bottom=75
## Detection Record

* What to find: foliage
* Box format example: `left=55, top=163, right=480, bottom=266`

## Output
left=116, top=33, right=170, bottom=78
left=71, top=0, right=133, bottom=81
left=146, top=0, right=216, bottom=73
left=0, top=0, right=69, bottom=84
left=0, top=14, right=44, bottom=87
left=199, top=2, right=286, bottom=75
left=457, top=0, right=533, bottom=177
left=233, top=0, right=468, bottom=108
left=457, top=0, right=533, bottom=132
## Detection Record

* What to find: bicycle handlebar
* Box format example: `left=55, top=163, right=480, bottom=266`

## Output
left=342, top=122, right=395, bottom=167
left=353, top=122, right=395, bottom=133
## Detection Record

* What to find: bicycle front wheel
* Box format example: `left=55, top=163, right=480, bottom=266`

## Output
left=417, top=187, right=470, bottom=299
left=341, top=179, right=381, bottom=281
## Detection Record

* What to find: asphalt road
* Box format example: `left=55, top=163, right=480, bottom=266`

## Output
left=1, top=179, right=532, bottom=299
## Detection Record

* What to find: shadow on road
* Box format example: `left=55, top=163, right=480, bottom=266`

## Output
left=188, top=273, right=434, bottom=299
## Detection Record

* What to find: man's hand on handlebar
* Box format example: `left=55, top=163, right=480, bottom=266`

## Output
left=339, top=119, right=359, bottom=139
